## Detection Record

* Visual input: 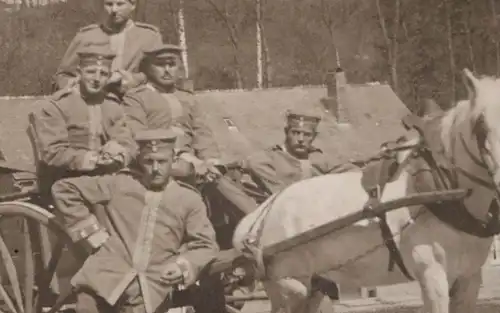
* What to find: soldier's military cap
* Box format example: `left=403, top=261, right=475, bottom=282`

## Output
left=77, top=41, right=116, bottom=68
left=135, top=128, right=178, bottom=154
left=143, top=43, right=183, bottom=60
left=285, top=104, right=322, bottom=129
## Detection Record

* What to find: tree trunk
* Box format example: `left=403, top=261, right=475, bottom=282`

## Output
left=134, top=0, right=147, bottom=21
left=178, top=0, right=190, bottom=79
left=206, top=0, right=244, bottom=89
left=375, top=0, right=393, bottom=87
left=464, top=18, right=476, bottom=72
left=256, top=0, right=263, bottom=89
left=391, top=0, right=401, bottom=95
left=490, top=0, right=500, bottom=76
left=444, top=0, right=456, bottom=103
left=262, top=26, right=272, bottom=88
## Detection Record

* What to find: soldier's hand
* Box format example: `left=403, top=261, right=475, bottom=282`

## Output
left=96, top=153, right=115, bottom=166
left=161, top=263, right=184, bottom=285
left=107, top=71, right=123, bottom=85
left=200, top=158, right=221, bottom=181
left=65, top=77, right=80, bottom=89
left=81, top=151, right=99, bottom=171
left=117, top=70, right=139, bottom=93
left=100, top=141, right=127, bottom=163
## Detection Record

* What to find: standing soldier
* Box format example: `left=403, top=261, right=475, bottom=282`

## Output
left=51, top=128, right=223, bottom=313
left=32, top=41, right=137, bottom=197
left=53, top=0, right=162, bottom=95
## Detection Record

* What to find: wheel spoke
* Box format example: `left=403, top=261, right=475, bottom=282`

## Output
left=0, top=202, right=79, bottom=313
left=43, top=241, right=63, bottom=286
left=0, top=283, right=18, bottom=313
left=0, top=230, right=24, bottom=313
left=23, top=220, right=34, bottom=313
left=37, top=226, right=59, bottom=295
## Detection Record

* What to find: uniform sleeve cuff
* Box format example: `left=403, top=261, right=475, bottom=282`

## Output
left=68, top=215, right=103, bottom=243
left=86, top=229, right=109, bottom=249
left=81, top=151, right=98, bottom=171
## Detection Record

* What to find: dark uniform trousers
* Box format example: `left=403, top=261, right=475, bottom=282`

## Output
left=77, top=275, right=226, bottom=313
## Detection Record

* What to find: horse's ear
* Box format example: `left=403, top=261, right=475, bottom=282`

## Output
left=462, top=68, right=479, bottom=101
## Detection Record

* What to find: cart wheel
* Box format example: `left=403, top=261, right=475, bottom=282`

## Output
left=0, top=201, right=81, bottom=313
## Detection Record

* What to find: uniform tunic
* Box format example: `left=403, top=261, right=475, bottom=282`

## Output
left=122, top=84, right=220, bottom=161
left=244, top=144, right=343, bottom=195
left=54, top=21, right=162, bottom=90
left=51, top=173, right=219, bottom=313
left=31, top=89, right=136, bottom=173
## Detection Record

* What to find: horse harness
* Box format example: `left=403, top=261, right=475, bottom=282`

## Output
left=240, top=113, right=500, bottom=283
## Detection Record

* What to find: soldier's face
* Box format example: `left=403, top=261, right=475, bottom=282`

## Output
left=138, top=150, right=174, bottom=190
left=285, top=126, right=317, bottom=158
left=103, top=0, right=135, bottom=26
left=146, top=55, right=182, bottom=88
left=77, top=64, right=111, bottom=95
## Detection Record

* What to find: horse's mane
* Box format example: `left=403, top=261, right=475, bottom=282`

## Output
left=440, top=99, right=474, bottom=156
left=440, top=75, right=500, bottom=157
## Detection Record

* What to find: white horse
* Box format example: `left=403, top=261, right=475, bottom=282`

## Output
left=232, top=69, right=500, bottom=313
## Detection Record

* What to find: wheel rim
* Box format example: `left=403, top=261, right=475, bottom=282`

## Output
left=0, top=201, right=80, bottom=313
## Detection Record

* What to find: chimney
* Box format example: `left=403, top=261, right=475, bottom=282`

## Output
left=321, top=67, right=350, bottom=125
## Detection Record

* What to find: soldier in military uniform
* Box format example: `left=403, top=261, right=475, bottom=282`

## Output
left=122, top=43, right=259, bottom=243
left=123, top=43, right=221, bottom=176
left=242, top=106, right=356, bottom=197
left=236, top=106, right=356, bottom=302
left=32, top=42, right=137, bottom=194
left=53, top=0, right=163, bottom=95
left=51, top=128, right=223, bottom=313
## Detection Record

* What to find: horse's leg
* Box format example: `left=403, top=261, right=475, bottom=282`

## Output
left=274, top=277, right=310, bottom=313
left=306, top=292, right=335, bottom=313
left=417, top=263, right=449, bottom=313
left=448, top=271, right=482, bottom=313
left=262, top=280, right=289, bottom=313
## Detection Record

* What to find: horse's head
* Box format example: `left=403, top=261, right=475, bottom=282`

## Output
left=444, top=69, right=500, bottom=187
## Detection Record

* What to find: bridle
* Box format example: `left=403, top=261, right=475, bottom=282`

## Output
left=457, top=113, right=500, bottom=197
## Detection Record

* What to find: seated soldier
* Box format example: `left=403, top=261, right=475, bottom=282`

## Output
left=234, top=105, right=350, bottom=301
left=32, top=42, right=137, bottom=194
left=51, top=128, right=223, bottom=313
left=123, top=42, right=258, bottom=223
left=241, top=105, right=356, bottom=197
left=123, top=43, right=221, bottom=176
left=53, top=0, right=163, bottom=95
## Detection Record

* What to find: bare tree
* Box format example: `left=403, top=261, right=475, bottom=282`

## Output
left=135, top=0, right=147, bottom=21
left=178, top=0, right=189, bottom=78
left=443, top=0, right=456, bottom=102
left=205, top=0, right=251, bottom=89
left=490, top=0, right=500, bottom=76
left=256, top=0, right=262, bottom=88
left=375, top=0, right=401, bottom=95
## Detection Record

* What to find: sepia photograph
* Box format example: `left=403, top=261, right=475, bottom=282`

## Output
left=1, top=0, right=500, bottom=313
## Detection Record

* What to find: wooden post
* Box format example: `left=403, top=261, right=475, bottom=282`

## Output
left=335, top=67, right=349, bottom=125
left=321, top=69, right=338, bottom=119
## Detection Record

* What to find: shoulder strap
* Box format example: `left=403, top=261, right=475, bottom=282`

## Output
left=134, top=22, right=160, bottom=32
left=79, top=23, right=99, bottom=32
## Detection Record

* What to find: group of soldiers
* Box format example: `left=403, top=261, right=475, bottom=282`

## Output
left=29, top=0, right=350, bottom=312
